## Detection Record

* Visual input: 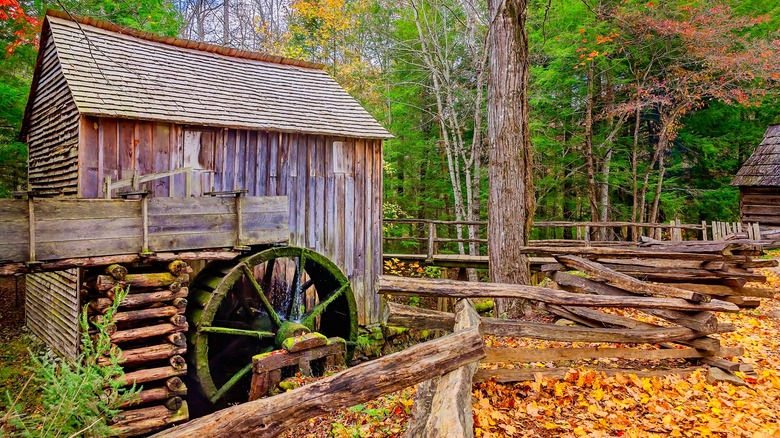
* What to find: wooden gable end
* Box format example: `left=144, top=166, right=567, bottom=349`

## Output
left=24, top=24, right=81, bottom=196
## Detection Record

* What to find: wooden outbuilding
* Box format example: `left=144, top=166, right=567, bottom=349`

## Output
left=21, top=11, right=391, bottom=356
left=732, top=124, right=780, bottom=229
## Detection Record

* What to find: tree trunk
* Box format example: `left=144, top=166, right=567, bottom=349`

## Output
left=631, top=105, right=641, bottom=240
left=487, top=0, right=534, bottom=319
left=584, top=62, right=600, bottom=228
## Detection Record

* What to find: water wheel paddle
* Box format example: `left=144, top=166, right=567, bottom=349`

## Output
left=187, top=246, right=357, bottom=407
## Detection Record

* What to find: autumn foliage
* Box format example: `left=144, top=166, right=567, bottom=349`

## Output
left=0, top=0, right=39, bottom=52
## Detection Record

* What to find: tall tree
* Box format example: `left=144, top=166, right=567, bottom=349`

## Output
left=488, top=0, right=534, bottom=317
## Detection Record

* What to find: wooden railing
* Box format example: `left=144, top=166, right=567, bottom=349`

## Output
left=383, top=218, right=762, bottom=258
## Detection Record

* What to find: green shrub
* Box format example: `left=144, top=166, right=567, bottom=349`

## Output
left=1, top=286, right=139, bottom=437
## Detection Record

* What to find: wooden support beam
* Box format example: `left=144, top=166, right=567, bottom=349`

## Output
left=378, top=276, right=739, bottom=312
left=152, top=327, right=485, bottom=438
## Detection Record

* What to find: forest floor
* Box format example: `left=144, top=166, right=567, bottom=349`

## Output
left=0, top=273, right=779, bottom=437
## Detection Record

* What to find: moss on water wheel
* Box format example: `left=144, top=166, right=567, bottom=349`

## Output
left=187, top=246, right=357, bottom=408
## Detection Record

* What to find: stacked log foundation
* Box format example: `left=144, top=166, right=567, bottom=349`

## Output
left=82, top=260, right=191, bottom=437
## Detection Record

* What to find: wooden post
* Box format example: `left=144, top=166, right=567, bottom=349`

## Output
left=406, top=299, right=480, bottom=438
left=584, top=225, right=591, bottom=247
left=185, top=170, right=192, bottom=197
left=426, top=222, right=436, bottom=262
left=104, top=175, right=112, bottom=199
left=141, top=194, right=150, bottom=254
left=27, top=196, right=35, bottom=262
left=235, top=194, right=245, bottom=248
left=701, top=221, right=708, bottom=241
left=753, top=222, right=761, bottom=240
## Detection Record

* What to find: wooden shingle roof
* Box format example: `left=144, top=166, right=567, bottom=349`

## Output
left=732, top=124, right=780, bottom=187
left=37, top=11, right=392, bottom=139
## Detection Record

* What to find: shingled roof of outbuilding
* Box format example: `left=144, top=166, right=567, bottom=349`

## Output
left=25, top=10, right=392, bottom=139
left=732, top=124, right=780, bottom=187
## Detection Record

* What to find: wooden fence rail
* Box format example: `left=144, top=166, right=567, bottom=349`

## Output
left=383, top=218, right=762, bottom=260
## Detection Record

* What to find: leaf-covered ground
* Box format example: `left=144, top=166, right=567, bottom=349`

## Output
left=287, top=272, right=780, bottom=438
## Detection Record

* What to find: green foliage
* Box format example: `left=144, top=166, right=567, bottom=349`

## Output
left=1, top=286, right=139, bottom=438
left=53, top=0, right=182, bottom=36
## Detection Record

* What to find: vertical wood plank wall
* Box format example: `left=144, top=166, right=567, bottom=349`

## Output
left=78, top=119, right=383, bottom=325
left=26, top=28, right=80, bottom=196
left=25, top=269, right=80, bottom=359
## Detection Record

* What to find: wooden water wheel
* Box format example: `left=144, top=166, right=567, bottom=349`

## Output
left=187, top=246, right=357, bottom=408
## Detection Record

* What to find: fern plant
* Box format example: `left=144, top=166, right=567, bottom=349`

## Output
left=2, top=286, right=139, bottom=437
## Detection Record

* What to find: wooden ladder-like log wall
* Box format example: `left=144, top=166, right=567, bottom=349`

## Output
left=82, top=260, right=192, bottom=437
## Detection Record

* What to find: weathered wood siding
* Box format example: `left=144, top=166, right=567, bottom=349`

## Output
left=740, top=187, right=780, bottom=225
left=25, top=269, right=80, bottom=359
left=78, top=120, right=383, bottom=324
left=0, top=197, right=288, bottom=263
left=26, top=28, right=80, bottom=196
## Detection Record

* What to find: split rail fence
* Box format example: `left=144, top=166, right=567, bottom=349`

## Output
left=384, top=219, right=763, bottom=262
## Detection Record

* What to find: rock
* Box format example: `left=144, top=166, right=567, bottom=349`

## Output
left=555, top=318, right=576, bottom=326
left=707, top=366, right=748, bottom=387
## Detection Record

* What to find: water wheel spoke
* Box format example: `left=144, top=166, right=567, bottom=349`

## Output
left=300, top=278, right=315, bottom=293
left=200, top=326, right=275, bottom=339
left=288, top=250, right=307, bottom=321
left=301, top=283, right=348, bottom=329
left=261, top=258, right=275, bottom=295
left=209, top=362, right=253, bottom=404
left=241, top=264, right=283, bottom=328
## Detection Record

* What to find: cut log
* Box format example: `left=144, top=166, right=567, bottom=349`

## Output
left=105, top=288, right=189, bottom=309
left=381, top=302, right=731, bottom=347
left=118, top=386, right=187, bottom=409
left=101, top=343, right=187, bottom=367
left=700, top=357, right=742, bottom=372
left=482, top=346, right=744, bottom=363
left=474, top=367, right=703, bottom=383
left=96, top=273, right=190, bottom=292
left=549, top=272, right=720, bottom=332
left=115, top=365, right=187, bottom=387
left=410, top=299, right=480, bottom=438
left=111, top=402, right=189, bottom=437
left=481, top=318, right=733, bottom=344
left=101, top=306, right=186, bottom=324
left=738, top=259, right=778, bottom=269
left=167, top=260, right=192, bottom=276
left=110, top=323, right=186, bottom=344
left=720, top=296, right=762, bottom=308
left=106, top=264, right=129, bottom=280
left=382, top=302, right=454, bottom=332
left=169, top=315, right=187, bottom=327
left=152, top=327, right=485, bottom=438
left=169, top=355, right=186, bottom=370
left=378, top=276, right=739, bottom=312
left=166, top=377, right=187, bottom=393
left=519, top=246, right=735, bottom=261
left=669, top=283, right=776, bottom=298
left=555, top=255, right=709, bottom=302
left=167, top=332, right=187, bottom=347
